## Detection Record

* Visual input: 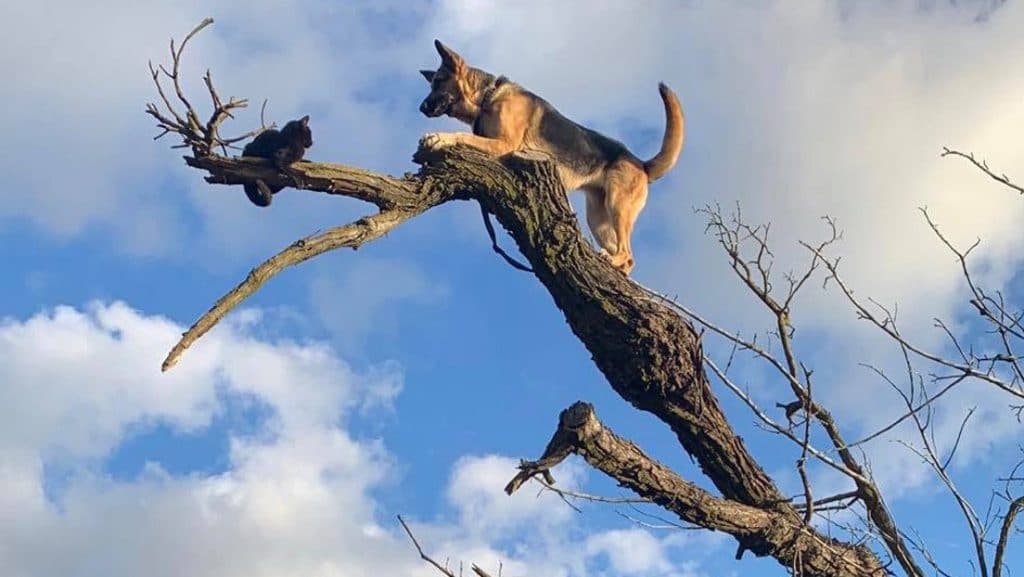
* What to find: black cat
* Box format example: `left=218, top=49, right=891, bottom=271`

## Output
left=241, top=115, right=313, bottom=207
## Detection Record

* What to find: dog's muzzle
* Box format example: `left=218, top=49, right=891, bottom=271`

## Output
left=419, top=94, right=453, bottom=118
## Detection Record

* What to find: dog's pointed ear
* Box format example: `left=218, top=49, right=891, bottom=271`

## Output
left=299, top=115, right=310, bottom=126
left=434, top=39, right=464, bottom=71
left=419, top=69, right=435, bottom=83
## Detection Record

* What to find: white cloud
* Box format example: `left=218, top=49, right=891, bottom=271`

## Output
left=0, top=302, right=718, bottom=577
left=0, top=1, right=202, bottom=247
left=0, top=302, right=215, bottom=460
left=445, top=454, right=584, bottom=538
left=0, top=301, right=413, bottom=577
left=585, top=529, right=673, bottom=575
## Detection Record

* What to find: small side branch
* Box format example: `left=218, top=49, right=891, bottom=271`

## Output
left=806, top=239, right=1024, bottom=400
left=162, top=209, right=417, bottom=371
left=398, top=515, right=456, bottom=577
left=480, top=205, right=533, bottom=273
left=145, top=18, right=263, bottom=156
left=398, top=516, right=495, bottom=577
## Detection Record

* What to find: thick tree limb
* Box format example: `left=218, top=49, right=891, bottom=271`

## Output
left=167, top=142, right=897, bottom=575
left=506, top=402, right=886, bottom=577
left=162, top=151, right=452, bottom=372
left=152, top=22, right=891, bottom=573
left=185, top=155, right=423, bottom=210
left=165, top=145, right=895, bottom=573
left=467, top=152, right=790, bottom=509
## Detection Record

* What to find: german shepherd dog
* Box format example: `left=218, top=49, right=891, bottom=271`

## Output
left=418, top=40, right=684, bottom=275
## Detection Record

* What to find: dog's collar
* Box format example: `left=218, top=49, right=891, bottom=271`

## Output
left=479, top=75, right=509, bottom=107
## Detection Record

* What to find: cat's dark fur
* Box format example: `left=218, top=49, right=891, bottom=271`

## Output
left=241, top=115, right=313, bottom=207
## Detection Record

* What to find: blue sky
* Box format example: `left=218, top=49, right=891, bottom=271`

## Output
left=2, top=1, right=1023, bottom=576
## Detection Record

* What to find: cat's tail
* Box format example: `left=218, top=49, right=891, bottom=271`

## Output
left=244, top=180, right=274, bottom=207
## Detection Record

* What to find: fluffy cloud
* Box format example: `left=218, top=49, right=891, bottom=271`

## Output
left=0, top=301, right=409, bottom=577
left=585, top=529, right=674, bottom=575
left=0, top=302, right=717, bottom=577
left=445, top=454, right=584, bottom=538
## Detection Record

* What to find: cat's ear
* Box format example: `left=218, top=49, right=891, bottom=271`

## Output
left=420, top=69, right=435, bottom=83
left=299, top=115, right=310, bottom=126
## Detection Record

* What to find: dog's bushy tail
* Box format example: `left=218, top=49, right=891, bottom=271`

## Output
left=643, top=83, right=685, bottom=182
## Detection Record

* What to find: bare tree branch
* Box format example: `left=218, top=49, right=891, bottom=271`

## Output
left=529, top=476, right=650, bottom=506
left=480, top=205, right=533, bottom=272
left=806, top=241, right=1024, bottom=400
left=397, top=516, right=498, bottom=577
left=695, top=206, right=926, bottom=576
left=144, top=18, right=265, bottom=156
left=942, top=147, right=1024, bottom=195
left=887, top=338, right=989, bottom=577
left=505, top=402, right=887, bottom=577
left=993, top=495, right=1023, bottom=577
left=162, top=209, right=418, bottom=371
left=398, top=516, right=457, bottom=577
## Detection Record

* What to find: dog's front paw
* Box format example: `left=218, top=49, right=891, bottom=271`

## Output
left=420, top=132, right=454, bottom=150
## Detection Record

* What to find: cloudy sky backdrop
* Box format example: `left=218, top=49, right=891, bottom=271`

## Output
left=1, top=1, right=1023, bottom=576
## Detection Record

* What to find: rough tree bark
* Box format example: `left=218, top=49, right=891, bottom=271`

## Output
left=166, top=147, right=888, bottom=577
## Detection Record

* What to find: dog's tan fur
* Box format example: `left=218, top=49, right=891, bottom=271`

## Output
left=419, top=40, right=684, bottom=274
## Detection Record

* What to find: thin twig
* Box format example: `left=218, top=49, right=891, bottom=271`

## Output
left=798, top=367, right=815, bottom=524
left=145, top=18, right=268, bottom=156
left=397, top=515, right=456, bottom=577
left=532, top=476, right=650, bottom=505
left=480, top=205, right=533, bottom=272
left=942, top=147, right=1024, bottom=195
left=805, top=241, right=1024, bottom=399
left=847, top=370, right=969, bottom=451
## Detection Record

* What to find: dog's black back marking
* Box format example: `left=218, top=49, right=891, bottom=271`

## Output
left=534, top=94, right=632, bottom=174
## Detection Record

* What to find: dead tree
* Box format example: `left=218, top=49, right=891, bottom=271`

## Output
left=148, top=20, right=1023, bottom=577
